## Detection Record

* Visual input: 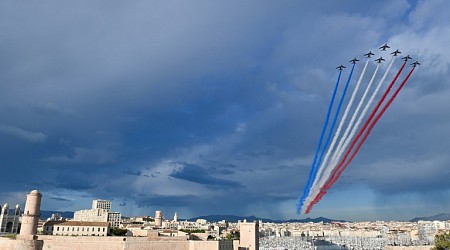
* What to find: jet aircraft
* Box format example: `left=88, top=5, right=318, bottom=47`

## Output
left=411, top=61, right=420, bottom=67
left=375, top=57, right=385, bottom=63
left=391, top=49, right=401, bottom=56
left=402, top=55, right=412, bottom=62
left=336, top=65, right=346, bottom=71
left=349, top=58, right=359, bottom=64
left=379, top=43, right=390, bottom=51
left=364, top=51, right=374, bottom=58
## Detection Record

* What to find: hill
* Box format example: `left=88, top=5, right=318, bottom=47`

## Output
left=410, top=213, right=450, bottom=222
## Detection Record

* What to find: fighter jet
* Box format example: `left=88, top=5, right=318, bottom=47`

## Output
left=402, top=55, right=412, bottom=62
left=411, top=61, right=420, bottom=67
left=349, top=58, right=359, bottom=64
left=364, top=51, right=375, bottom=58
left=379, top=43, right=390, bottom=51
left=375, top=57, right=385, bottom=63
left=391, top=49, right=401, bottom=56
left=336, top=65, right=346, bottom=71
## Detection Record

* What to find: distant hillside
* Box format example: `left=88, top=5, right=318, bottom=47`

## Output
left=410, top=213, right=450, bottom=222
left=188, top=215, right=346, bottom=223
left=39, top=210, right=74, bottom=220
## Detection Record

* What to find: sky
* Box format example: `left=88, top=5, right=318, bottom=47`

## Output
left=0, top=0, right=449, bottom=222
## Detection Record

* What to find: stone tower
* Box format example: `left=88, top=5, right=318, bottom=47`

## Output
left=239, top=221, right=259, bottom=250
left=19, top=190, right=42, bottom=239
left=155, top=210, right=163, bottom=228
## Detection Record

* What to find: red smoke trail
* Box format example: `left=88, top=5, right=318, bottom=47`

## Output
left=326, top=66, right=415, bottom=188
left=305, top=61, right=412, bottom=213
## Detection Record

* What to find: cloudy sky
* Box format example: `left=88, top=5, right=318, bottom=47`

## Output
left=0, top=0, right=449, bottom=221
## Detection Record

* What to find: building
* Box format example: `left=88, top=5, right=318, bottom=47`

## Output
left=0, top=203, right=20, bottom=233
left=43, top=221, right=109, bottom=236
left=74, top=208, right=108, bottom=222
left=107, top=212, right=121, bottom=228
left=239, top=221, right=259, bottom=250
left=92, top=199, right=112, bottom=211
left=155, top=210, right=163, bottom=228
left=73, top=199, right=121, bottom=228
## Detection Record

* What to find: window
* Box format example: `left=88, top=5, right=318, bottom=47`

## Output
left=87, top=228, right=89, bottom=232
left=103, top=228, right=105, bottom=232
left=98, top=228, right=100, bottom=232
left=62, top=227, right=64, bottom=231
left=57, top=227, right=59, bottom=231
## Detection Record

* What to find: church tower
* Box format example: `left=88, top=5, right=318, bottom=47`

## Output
left=0, top=203, right=9, bottom=232
left=12, top=204, right=21, bottom=233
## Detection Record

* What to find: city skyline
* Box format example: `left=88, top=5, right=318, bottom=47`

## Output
left=1, top=0, right=450, bottom=221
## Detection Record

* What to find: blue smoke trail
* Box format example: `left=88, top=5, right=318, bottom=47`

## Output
left=297, top=70, right=342, bottom=213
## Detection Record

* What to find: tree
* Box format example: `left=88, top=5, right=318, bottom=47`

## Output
left=433, top=232, right=450, bottom=250
left=110, top=227, right=128, bottom=236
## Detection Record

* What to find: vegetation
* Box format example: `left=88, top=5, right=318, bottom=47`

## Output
left=433, top=232, right=450, bottom=250
left=0, top=234, right=16, bottom=239
left=225, top=231, right=239, bottom=240
left=179, top=229, right=205, bottom=233
left=110, top=227, right=128, bottom=236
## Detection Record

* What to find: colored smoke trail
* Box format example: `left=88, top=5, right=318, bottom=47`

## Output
left=305, top=59, right=408, bottom=213
left=296, top=70, right=342, bottom=213
left=307, top=59, right=369, bottom=207
left=322, top=57, right=394, bottom=193
left=299, top=64, right=355, bottom=213
left=328, top=66, right=416, bottom=190
left=306, top=65, right=416, bottom=213
left=330, top=62, right=381, bottom=170
left=297, top=64, right=355, bottom=212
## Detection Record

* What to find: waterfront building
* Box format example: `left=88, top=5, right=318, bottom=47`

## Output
left=43, top=221, right=109, bottom=236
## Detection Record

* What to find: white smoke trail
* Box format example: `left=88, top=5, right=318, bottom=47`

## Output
left=329, top=57, right=395, bottom=169
left=330, top=64, right=380, bottom=167
left=307, top=59, right=369, bottom=202
left=302, top=57, right=396, bottom=214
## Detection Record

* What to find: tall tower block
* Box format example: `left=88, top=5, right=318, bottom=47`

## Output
left=19, top=190, right=42, bottom=239
left=239, top=221, right=259, bottom=250
left=155, top=210, right=163, bottom=228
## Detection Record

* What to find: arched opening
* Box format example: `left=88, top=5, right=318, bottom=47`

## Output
left=6, top=222, right=13, bottom=232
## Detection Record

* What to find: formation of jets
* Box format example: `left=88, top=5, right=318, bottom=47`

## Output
left=335, top=44, right=419, bottom=70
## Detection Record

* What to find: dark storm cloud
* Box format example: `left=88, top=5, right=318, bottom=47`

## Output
left=169, top=162, right=241, bottom=188
left=0, top=0, right=449, bottom=220
left=49, top=197, right=71, bottom=202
